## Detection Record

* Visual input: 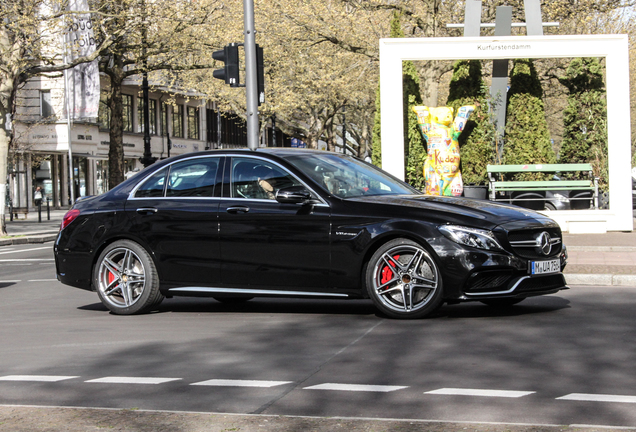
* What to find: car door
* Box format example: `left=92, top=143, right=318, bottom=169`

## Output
left=124, top=156, right=223, bottom=287
left=218, top=155, right=331, bottom=290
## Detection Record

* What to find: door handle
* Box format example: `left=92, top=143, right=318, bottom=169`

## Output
left=136, top=207, right=158, bottom=215
left=226, top=206, right=250, bottom=214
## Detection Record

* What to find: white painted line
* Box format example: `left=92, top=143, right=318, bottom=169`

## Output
left=0, top=280, right=21, bottom=283
left=558, top=393, right=636, bottom=404
left=304, top=383, right=408, bottom=393
left=425, top=388, right=535, bottom=398
left=0, top=247, right=51, bottom=255
left=28, top=279, right=58, bottom=282
left=0, top=375, right=78, bottom=382
left=191, top=379, right=292, bottom=388
left=85, top=377, right=181, bottom=385
left=0, top=259, right=55, bottom=262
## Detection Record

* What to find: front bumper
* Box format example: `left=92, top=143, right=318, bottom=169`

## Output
left=436, top=238, right=569, bottom=302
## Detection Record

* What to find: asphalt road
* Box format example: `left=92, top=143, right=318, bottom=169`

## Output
left=1, top=243, right=636, bottom=429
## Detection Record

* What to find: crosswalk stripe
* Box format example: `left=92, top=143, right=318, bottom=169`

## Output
left=557, top=393, right=636, bottom=403
left=425, top=388, right=535, bottom=398
left=191, top=379, right=292, bottom=387
left=0, top=375, right=78, bottom=382
left=304, top=383, right=408, bottom=392
left=85, top=377, right=181, bottom=385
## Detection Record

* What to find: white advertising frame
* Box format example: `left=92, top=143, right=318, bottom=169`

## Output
left=379, top=34, right=632, bottom=233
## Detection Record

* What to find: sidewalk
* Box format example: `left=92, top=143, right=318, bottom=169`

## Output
left=0, top=208, right=66, bottom=246
left=1, top=209, right=634, bottom=287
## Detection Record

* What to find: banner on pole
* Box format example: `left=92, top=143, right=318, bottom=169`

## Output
left=65, top=0, right=100, bottom=120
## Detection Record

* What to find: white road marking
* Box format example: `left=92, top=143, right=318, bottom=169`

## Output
left=85, top=377, right=181, bottom=385
left=304, top=383, right=408, bottom=392
left=0, top=259, right=55, bottom=262
left=0, top=247, right=50, bottom=255
left=425, top=388, right=535, bottom=398
left=28, top=279, right=58, bottom=282
left=191, top=379, right=292, bottom=388
left=0, top=375, right=78, bottom=382
left=0, top=280, right=21, bottom=283
left=557, top=393, right=636, bottom=403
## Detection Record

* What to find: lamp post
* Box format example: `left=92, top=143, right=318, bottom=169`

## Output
left=139, top=71, right=156, bottom=167
left=139, top=0, right=156, bottom=167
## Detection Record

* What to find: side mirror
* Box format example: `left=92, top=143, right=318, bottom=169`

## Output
left=276, top=186, right=312, bottom=204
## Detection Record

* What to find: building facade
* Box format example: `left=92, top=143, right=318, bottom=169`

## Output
left=11, top=73, right=285, bottom=212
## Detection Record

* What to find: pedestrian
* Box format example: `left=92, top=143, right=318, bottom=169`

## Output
left=34, top=186, right=43, bottom=207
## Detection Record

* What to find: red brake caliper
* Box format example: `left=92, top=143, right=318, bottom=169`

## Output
left=380, top=255, right=400, bottom=287
left=108, top=272, right=115, bottom=285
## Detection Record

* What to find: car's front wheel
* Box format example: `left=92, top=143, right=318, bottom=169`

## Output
left=366, top=238, right=443, bottom=319
left=94, top=240, right=163, bottom=315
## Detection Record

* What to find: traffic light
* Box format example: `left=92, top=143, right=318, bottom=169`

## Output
left=213, top=43, right=240, bottom=87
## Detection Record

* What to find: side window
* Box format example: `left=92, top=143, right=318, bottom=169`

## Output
left=166, top=158, right=219, bottom=197
left=134, top=168, right=168, bottom=198
left=231, top=158, right=300, bottom=200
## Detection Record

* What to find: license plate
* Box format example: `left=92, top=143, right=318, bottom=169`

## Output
left=529, top=259, right=560, bottom=275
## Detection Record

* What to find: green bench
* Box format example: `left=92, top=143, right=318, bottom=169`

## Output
left=487, top=163, right=599, bottom=210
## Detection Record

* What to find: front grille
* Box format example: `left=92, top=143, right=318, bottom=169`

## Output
left=516, top=274, right=566, bottom=293
left=507, top=227, right=563, bottom=259
left=466, top=270, right=514, bottom=293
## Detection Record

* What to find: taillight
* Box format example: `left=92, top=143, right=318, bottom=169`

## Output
left=60, top=209, right=81, bottom=231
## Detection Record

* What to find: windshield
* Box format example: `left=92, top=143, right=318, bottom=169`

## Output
left=285, top=153, right=420, bottom=198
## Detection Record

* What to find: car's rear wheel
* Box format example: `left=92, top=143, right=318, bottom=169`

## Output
left=366, top=238, right=443, bottom=319
left=94, top=240, right=163, bottom=315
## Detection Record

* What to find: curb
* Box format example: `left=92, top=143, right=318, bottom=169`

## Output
left=0, top=234, right=58, bottom=246
left=567, top=246, right=636, bottom=252
left=565, top=273, right=636, bottom=286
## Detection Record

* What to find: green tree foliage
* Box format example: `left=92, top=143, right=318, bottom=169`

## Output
left=504, top=59, right=556, bottom=180
left=558, top=57, right=609, bottom=190
left=446, top=60, right=497, bottom=185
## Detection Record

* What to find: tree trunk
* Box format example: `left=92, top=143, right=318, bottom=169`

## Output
left=107, top=56, right=126, bottom=188
left=0, top=72, right=16, bottom=236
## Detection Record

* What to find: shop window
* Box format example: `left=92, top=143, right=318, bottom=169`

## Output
left=187, top=106, right=200, bottom=140
left=161, top=103, right=169, bottom=136
left=172, top=104, right=184, bottom=138
left=40, top=90, right=53, bottom=119
left=96, top=160, right=109, bottom=195
left=122, top=94, right=133, bottom=132
left=138, top=98, right=157, bottom=135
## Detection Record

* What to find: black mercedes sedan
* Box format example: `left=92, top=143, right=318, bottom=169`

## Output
left=55, top=149, right=568, bottom=319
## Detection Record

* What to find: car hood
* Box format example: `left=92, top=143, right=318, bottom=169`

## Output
left=347, top=194, right=558, bottom=230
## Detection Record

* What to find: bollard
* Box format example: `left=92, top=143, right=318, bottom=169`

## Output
left=38, top=201, right=42, bottom=223
left=9, top=202, right=13, bottom=222
left=46, top=198, right=51, bottom=220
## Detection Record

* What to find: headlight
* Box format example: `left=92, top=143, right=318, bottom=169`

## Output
left=438, top=225, right=504, bottom=251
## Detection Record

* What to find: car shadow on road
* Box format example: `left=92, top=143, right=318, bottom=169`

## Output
left=0, top=282, right=17, bottom=289
left=77, top=295, right=570, bottom=319
left=435, top=295, right=571, bottom=319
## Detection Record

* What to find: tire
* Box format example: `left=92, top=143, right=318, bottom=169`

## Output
left=94, top=240, right=163, bottom=315
left=544, top=202, right=556, bottom=211
left=480, top=298, right=524, bottom=308
left=213, top=296, right=254, bottom=304
left=365, top=238, right=443, bottom=319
